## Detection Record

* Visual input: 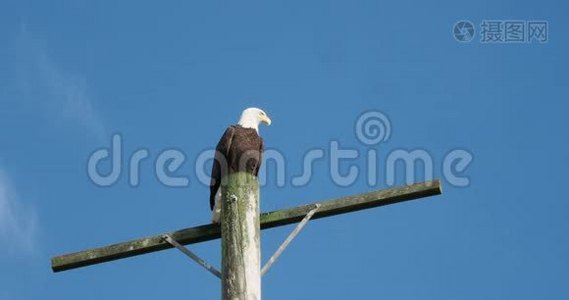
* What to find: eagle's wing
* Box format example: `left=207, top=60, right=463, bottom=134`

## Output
left=210, top=126, right=235, bottom=210
left=254, top=137, right=264, bottom=176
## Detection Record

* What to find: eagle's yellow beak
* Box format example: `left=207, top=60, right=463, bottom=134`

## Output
left=261, top=114, right=272, bottom=126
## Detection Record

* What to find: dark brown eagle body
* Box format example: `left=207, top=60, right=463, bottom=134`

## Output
left=209, top=125, right=264, bottom=210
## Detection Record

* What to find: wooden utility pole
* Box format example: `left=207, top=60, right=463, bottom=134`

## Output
left=221, top=172, right=260, bottom=300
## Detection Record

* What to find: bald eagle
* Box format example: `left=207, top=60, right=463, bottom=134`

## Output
left=210, top=108, right=271, bottom=223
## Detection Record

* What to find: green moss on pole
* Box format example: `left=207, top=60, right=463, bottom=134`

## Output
left=221, top=172, right=261, bottom=300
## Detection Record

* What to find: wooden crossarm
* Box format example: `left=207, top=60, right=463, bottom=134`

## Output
left=51, top=180, right=442, bottom=272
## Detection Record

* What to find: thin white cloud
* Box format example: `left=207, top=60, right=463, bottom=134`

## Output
left=14, top=25, right=106, bottom=140
left=0, top=170, right=37, bottom=255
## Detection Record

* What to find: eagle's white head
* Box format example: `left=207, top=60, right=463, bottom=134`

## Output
left=238, top=107, right=271, bottom=132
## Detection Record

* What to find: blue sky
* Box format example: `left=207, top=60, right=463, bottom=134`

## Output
left=1, top=1, right=568, bottom=299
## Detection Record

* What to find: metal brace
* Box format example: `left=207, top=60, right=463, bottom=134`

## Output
left=162, top=234, right=222, bottom=279
left=261, top=203, right=321, bottom=276
left=164, top=203, right=321, bottom=278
